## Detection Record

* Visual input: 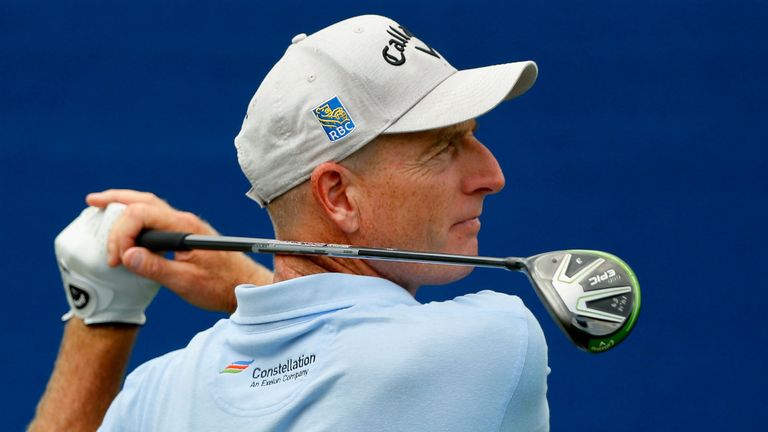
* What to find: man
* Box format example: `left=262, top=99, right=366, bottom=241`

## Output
left=30, top=15, right=548, bottom=431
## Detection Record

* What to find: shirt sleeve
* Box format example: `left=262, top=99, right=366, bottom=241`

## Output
left=442, top=290, right=550, bottom=431
left=498, top=303, right=550, bottom=432
left=98, top=364, right=147, bottom=432
left=98, top=350, right=177, bottom=432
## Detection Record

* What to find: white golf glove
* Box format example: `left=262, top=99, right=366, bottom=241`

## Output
left=55, top=203, right=160, bottom=325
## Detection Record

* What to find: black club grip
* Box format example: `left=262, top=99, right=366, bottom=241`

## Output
left=135, top=230, right=191, bottom=251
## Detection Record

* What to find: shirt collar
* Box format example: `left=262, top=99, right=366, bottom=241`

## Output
left=231, top=273, right=419, bottom=324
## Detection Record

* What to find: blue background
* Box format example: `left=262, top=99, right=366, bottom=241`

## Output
left=2, top=0, right=766, bottom=430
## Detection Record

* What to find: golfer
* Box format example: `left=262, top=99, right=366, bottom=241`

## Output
left=30, top=15, right=549, bottom=431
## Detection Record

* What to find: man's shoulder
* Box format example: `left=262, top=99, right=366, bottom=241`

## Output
left=411, top=290, right=535, bottom=330
left=428, top=290, right=530, bottom=315
left=101, top=320, right=231, bottom=428
left=332, top=289, right=547, bottom=425
left=344, top=289, right=543, bottom=364
left=122, top=318, right=230, bottom=388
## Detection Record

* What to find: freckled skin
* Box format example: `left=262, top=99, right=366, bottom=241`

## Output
left=348, top=120, right=506, bottom=291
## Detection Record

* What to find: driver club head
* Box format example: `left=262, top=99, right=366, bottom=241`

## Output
left=523, top=250, right=641, bottom=353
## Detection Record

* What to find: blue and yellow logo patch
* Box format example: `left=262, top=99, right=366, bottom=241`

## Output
left=313, top=96, right=356, bottom=142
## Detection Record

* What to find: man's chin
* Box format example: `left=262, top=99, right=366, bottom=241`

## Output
left=383, top=261, right=474, bottom=294
left=374, top=238, right=479, bottom=292
left=420, top=263, right=474, bottom=286
left=446, top=237, right=479, bottom=257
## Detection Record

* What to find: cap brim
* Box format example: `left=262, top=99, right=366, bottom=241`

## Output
left=384, top=61, right=538, bottom=133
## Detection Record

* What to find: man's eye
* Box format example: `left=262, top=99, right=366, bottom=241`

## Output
left=438, top=141, right=455, bottom=155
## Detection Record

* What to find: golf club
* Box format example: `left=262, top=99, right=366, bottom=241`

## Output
left=136, top=230, right=640, bottom=353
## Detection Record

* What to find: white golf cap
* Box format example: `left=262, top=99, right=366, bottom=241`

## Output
left=235, top=14, right=537, bottom=207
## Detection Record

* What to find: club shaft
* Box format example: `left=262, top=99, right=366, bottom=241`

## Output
left=137, top=231, right=525, bottom=271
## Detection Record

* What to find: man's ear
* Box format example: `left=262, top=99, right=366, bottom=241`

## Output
left=310, top=162, right=360, bottom=234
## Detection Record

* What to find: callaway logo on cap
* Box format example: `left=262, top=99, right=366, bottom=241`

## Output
left=381, top=23, right=441, bottom=66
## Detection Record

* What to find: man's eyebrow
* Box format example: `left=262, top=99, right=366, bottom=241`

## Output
left=417, top=120, right=478, bottom=159
left=436, top=119, right=478, bottom=140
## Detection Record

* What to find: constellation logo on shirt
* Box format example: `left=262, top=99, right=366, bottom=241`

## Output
left=220, top=359, right=254, bottom=374
left=249, top=354, right=317, bottom=389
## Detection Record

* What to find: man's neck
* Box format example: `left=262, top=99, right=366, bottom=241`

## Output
left=273, top=254, right=379, bottom=283
left=272, top=255, right=418, bottom=296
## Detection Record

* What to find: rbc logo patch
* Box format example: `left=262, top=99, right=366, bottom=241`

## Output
left=313, top=96, right=356, bottom=142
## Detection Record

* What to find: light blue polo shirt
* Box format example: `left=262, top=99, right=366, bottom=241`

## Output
left=100, top=273, right=549, bottom=431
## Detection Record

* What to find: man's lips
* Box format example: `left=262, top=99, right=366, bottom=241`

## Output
left=452, top=216, right=481, bottom=231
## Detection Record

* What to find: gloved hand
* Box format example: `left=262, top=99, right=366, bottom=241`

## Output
left=85, top=189, right=273, bottom=313
left=55, top=203, right=161, bottom=325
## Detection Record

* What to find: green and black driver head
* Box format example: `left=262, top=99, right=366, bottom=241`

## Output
left=521, top=250, right=641, bottom=352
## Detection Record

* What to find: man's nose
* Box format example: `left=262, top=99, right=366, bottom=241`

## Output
left=461, top=136, right=506, bottom=196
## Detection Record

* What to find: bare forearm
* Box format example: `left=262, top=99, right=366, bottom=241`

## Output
left=29, top=318, right=138, bottom=432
